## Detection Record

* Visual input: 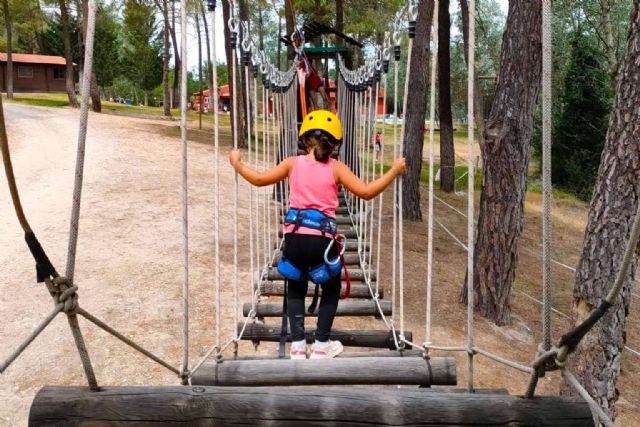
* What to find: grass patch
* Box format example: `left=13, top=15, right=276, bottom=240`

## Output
left=6, top=93, right=70, bottom=108
left=527, top=178, right=579, bottom=201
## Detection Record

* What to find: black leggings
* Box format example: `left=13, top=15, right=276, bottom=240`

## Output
left=283, top=233, right=341, bottom=342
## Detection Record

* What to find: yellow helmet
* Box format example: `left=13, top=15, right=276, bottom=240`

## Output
left=299, top=110, right=343, bottom=143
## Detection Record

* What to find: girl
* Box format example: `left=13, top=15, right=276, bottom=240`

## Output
left=229, top=110, right=405, bottom=359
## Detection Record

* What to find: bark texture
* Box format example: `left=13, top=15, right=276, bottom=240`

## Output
left=59, top=0, right=79, bottom=108
left=156, top=0, right=171, bottom=117
left=284, top=0, right=295, bottom=60
left=169, top=0, right=180, bottom=108
left=2, top=0, right=12, bottom=99
left=460, top=0, right=542, bottom=325
left=438, top=0, right=455, bottom=193
left=560, top=2, right=640, bottom=420
left=401, top=0, right=435, bottom=221
left=222, top=0, right=246, bottom=148
left=81, top=0, right=101, bottom=113
left=458, top=0, right=485, bottom=146
left=200, top=1, right=213, bottom=92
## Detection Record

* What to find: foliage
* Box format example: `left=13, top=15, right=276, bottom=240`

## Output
left=551, top=30, right=612, bottom=200
left=94, top=3, right=121, bottom=88
left=0, top=0, right=45, bottom=53
left=122, top=0, right=163, bottom=97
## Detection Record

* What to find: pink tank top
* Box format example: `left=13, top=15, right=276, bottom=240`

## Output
left=284, top=155, right=338, bottom=237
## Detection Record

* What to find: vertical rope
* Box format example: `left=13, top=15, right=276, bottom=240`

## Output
left=426, top=0, right=439, bottom=346
left=399, top=28, right=415, bottom=341
left=391, top=34, right=400, bottom=329
left=243, top=41, right=255, bottom=314
left=210, top=4, right=221, bottom=348
left=375, top=46, right=389, bottom=298
left=541, top=0, right=553, bottom=352
left=466, top=0, right=476, bottom=392
left=64, top=0, right=99, bottom=391
left=229, top=6, right=240, bottom=354
left=179, top=0, right=189, bottom=376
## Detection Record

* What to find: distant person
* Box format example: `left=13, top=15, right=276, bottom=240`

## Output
left=374, top=131, right=382, bottom=160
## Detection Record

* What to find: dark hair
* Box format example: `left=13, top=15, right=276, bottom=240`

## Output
left=304, top=134, right=334, bottom=163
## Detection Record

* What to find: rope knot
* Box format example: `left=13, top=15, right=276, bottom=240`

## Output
left=47, top=276, right=79, bottom=313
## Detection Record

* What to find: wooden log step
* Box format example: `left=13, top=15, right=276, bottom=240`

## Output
left=238, top=323, right=403, bottom=349
left=244, top=300, right=391, bottom=317
left=190, top=357, right=456, bottom=387
left=234, top=350, right=425, bottom=360
left=266, top=267, right=375, bottom=282
left=260, top=281, right=383, bottom=299
left=272, top=252, right=361, bottom=266
left=31, top=386, right=594, bottom=426
left=278, top=229, right=358, bottom=239
left=274, top=240, right=369, bottom=252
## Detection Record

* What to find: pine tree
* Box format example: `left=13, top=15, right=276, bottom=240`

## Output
left=552, top=30, right=612, bottom=200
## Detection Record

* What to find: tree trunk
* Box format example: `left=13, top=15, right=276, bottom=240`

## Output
left=2, top=0, right=13, bottom=99
left=80, top=0, right=101, bottom=112
left=285, top=0, right=295, bottom=61
left=600, top=0, right=620, bottom=85
left=222, top=0, right=246, bottom=148
left=59, top=0, right=79, bottom=107
left=401, top=0, right=435, bottom=221
left=460, top=0, right=542, bottom=325
left=559, top=1, right=640, bottom=420
left=438, top=0, right=455, bottom=192
left=170, top=0, right=180, bottom=108
left=458, top=0, right=486, bottom=147
left=157, top=0, right=171, bottom=117
left=200, top=0, right=213, bottom=91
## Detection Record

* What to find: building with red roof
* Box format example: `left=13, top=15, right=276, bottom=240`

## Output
left=0, top=53, right=76, bottom=93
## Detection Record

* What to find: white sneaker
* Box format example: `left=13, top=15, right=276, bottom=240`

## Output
left=310, top=340, right=344, bottom=359
left=290, top=344, right=308, bottom=360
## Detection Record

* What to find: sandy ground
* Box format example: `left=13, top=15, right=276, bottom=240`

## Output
left=0, top=103, right=638, bottom=426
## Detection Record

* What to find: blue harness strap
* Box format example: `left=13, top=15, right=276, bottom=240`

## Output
left=284, top=208, right=337, bottom=236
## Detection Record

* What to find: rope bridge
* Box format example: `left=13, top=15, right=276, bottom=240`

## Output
left=0, top=0, right=631, bottom=425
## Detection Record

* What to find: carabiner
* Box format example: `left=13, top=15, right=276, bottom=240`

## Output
left=324, top=234, right=347, bottom=266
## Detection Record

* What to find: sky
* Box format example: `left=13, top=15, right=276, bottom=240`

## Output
left=180, top=0, right=510, bottom=72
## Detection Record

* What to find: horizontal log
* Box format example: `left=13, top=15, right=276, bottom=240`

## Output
left=191, top=357, right=456, bottom=386
left=267, top=267, right=375, bottom=282
left=274, top=240, right=369, bottom=252
left=272, top=252, right=361, bottom=266
left=245, top=300, right=391, bottom=317
left=31, top=386, right=594, bottom=426
left=278, top=229, right=358, bottom=239
left=234, top=350, right=425, bottom=360
left=238, top=323, right=405, bottom=349
left=260, top=281, right=383, bottom=299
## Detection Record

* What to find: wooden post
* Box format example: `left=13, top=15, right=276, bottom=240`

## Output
left=30, top=386, right=594, bottom=426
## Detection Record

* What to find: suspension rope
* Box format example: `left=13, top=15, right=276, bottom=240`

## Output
left=210, top=0, right=222, bottom=351
left=179, top=0, right=190, bottom=378
left=228, top=6, right=240, bottom=356
left=466, top=0, right=476, bottom=392
left=541, top=0, right=553, bottom=353
left=425, top=0, right=439, bottom=346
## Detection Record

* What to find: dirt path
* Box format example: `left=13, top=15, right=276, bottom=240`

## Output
left=1, top=104, right=638, bottom=425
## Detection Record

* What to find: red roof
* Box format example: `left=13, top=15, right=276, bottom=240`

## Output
left=193, top=85, right=230, bottom=98
left=0, top=53, right=70, bottom=66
